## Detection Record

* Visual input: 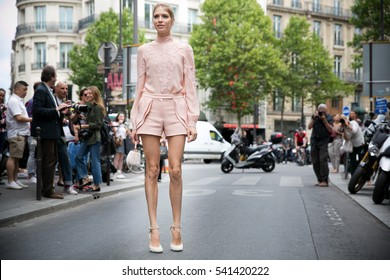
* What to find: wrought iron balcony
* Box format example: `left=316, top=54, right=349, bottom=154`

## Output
left=16, top=22, right=78, bottom=37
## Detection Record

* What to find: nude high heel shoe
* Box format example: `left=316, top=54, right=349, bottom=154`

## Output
left=149, top=226, right=163, bottom=253
left=170, top=225, right=183, bottom=252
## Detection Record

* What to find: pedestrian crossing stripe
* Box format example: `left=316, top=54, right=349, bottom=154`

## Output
left=279, top=176, right=304, bottom=187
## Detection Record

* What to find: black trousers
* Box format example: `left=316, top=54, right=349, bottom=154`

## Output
left=311, top=142, right=329, bottom=183
left=40, top=139, right=57, bottom=195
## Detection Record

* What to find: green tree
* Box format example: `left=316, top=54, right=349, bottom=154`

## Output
left=278, top=16, right=352, bottom=129
left=69, top=8, right=146, bottom=91
left=190, top=0, right=286, bottom=128
left=349, top=0, right=390, bottom=68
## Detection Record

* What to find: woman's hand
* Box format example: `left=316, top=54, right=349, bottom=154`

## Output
left=187, top=126, right=197, bottom=143
left=131, top=130, right=139, bottom=144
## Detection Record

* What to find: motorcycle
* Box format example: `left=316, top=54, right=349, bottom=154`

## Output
left=372, top=126, right=390, bottom=204
left=348, top=119, right=389, bottom=194
left=221, top=132, right=276, bottom=174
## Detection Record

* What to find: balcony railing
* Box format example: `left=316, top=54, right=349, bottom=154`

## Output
left=267, top=1, right=353, bottom=19
left=78, top=14, right=96, bottom=30
left=31, top=62, right=47, bottom=70
left=16, top=22, right=78, bottom=37
left=334, top=38, right=344, bottom=46
left=57, top=61, right=70, bottom=69
left=335, top=72, right=363, bottom=83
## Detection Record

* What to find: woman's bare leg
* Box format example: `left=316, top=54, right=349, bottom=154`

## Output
left=140, top=134, right=162, bottom=248
left=167, top=135, right=186, bottom=246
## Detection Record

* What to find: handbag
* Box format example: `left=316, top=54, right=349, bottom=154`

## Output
left=341, top=139, right=353, bottom=153
left=126, top=149, right=141, bottom=166
left=114, top=136, right=123, bottom=147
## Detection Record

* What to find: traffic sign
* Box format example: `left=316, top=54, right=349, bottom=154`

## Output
left=98, top=42, right=118, bottom=63
left=375, top=98, right=388, bottom=114
left=342, top=106, right=350, bottom=117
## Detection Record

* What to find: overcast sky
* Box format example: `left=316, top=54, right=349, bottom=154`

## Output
left=0, top=0, right=17, bottom=96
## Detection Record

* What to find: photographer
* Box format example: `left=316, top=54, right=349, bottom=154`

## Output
left=339, top=115, right=365, bottom=176
left=73, top=86, right=106, bottom=192
left=308, top=104, right=333, bottom=187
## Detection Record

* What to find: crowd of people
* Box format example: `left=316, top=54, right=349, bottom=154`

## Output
left=0, top=65, right=136, bottom=198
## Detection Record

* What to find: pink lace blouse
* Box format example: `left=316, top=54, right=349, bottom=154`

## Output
left=130, top=35, right=199, bottom=131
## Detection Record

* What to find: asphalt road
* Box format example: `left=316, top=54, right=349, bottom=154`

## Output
left=0, top=162, right=389, bottom=260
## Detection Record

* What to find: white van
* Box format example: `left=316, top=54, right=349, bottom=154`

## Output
left=183, top=121, right=231, bottom=163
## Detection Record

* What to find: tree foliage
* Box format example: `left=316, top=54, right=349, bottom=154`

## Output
left=69, top=8, right=146, bottom=91
left=189, top=0, right=286, bottom=124
left=349, top=0, right=390, bottom=68
left=279, top=16, right=352, bottom=107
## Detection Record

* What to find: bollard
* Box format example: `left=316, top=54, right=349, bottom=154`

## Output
left=106, top=135, right=111, bottom=186
left=36, top=127, right=42, bottom=200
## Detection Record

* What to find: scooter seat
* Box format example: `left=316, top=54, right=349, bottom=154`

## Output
left=246, top=144, right=269, bottom=156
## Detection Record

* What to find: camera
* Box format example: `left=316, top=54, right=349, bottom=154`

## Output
left=79, top=129, right=93, bottom=140
left=71, top=103, right=89, bottom=113
left=318, top=111, right=323, bottom=116
left=340, top=118, right=345, bottom=124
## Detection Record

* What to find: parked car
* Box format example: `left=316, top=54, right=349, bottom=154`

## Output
left=183, top=121, right=231, bottom=163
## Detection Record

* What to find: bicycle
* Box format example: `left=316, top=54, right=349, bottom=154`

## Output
left=295, top=146, right=306, bottom=166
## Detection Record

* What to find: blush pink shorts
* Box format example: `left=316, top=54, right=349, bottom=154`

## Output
left=137, top=94, right=188, bottom=137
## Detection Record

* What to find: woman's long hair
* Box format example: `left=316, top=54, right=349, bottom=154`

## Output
left=88, top=86, right=106, bottom=116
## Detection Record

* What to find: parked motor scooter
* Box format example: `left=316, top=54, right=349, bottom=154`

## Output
left=221, top=132, right=276, bottom=173
left=372, top=102, right=390, bottom=204
left=348, top=117, right=389, bottom=194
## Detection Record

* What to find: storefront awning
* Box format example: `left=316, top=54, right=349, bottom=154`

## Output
left=223, top=124, right=260, bottom=129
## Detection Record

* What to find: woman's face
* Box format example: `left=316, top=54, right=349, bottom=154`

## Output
left=153, top=6, right=174, bottom=36
left=117, top=114, right=125, bottom=122
left=83, top=89, right=93, bottom=102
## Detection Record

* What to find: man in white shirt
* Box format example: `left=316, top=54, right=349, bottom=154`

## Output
left=5, top=81, right=32, bottom=190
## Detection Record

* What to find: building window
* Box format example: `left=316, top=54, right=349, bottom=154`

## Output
left=273, top=15, right=282, bottom=38
left=313, top=21, right=321, bottom=36
left=144, top=3, right=153, bottom=29
left=273, top=90, right=283, bottom=112
left=35, top=6, right=46, bottom=31
left=59, top=6, right=73, bottom=31
left=59, top=43, right=73, bottom=69
left=34, top=43, right=46, bottom=70
left=273, top=0, right=283, bottom=6
left=354, top=27, right=362, bottom=36
left=123, top=0, right=132, bottom=9
left=292, top=0, right=301, bottom=8
left=291, top=94, right=301, bottom=112
left=188, top=8, right=198, bottom=32
left=331, top=98, right=340, bottom=109
left=334, top=0, right=342, bottom=16
left=86, top=1, right=95, bottom=17
left=313, top=0, right=321, bottom=12
left=334, top=24, right=343, bottom=46
left=354, top=67, right=362, bottom=82
left=334, top=55, right=342, bottom=78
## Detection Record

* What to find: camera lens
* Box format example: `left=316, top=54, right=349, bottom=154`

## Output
left=318, top=111, right=323, bottom=116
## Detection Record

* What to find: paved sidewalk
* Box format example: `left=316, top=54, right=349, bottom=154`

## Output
left=0, top=169, right=389, bottom=228
left=329, top=171, right=390, bottom=229
left=0, top=173, right=144, bottom=227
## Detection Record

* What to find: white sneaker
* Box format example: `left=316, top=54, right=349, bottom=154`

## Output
left=64, top=185, right=78, bottom=195
left=116, top=173, right=126, bottom=179
left=15, top=180, right=29, bottom=188
left=27, top=175, right=37, bottom=184
left=7, top=181, right=22, bottom=190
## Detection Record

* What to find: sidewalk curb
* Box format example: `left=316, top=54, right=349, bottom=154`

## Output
left=0, top=183, right=144, bottom=227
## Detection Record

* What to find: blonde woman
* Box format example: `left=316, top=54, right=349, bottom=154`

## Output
left=130, top=3, right=199, bottom=253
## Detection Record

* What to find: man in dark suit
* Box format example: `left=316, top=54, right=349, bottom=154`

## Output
left=31, top=66, right=70, bottom=199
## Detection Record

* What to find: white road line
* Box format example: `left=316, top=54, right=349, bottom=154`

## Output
left=280, top=176, right=304, bottom=187
left=231, top=176, right=262, bottom=186
left=188, top=177, right=221, bottom=186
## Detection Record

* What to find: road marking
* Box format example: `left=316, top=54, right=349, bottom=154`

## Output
left=231, top=176, right=262, bottom=186
left=188, top=177, right=221, bottom=186
left=280, top=176, right=304, bottom=187
left=183, top=189, right=216, bottom=196
left=324, top=204, right=345, bottom=226
left=232, top=189, right=274, bottom=197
